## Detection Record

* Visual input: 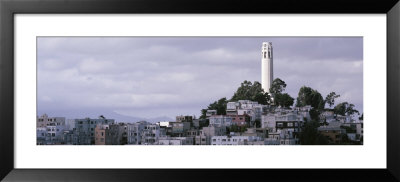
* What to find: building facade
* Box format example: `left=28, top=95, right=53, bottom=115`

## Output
left=209, top=115, right=232, bottom=127
left=72, top=117, right=115, bottom=145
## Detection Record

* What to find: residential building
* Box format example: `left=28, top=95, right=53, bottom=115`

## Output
left=336, top=115, right=352, bottom=123
left=201, top=126, right=226, bottom=137
left=95, top=124, right=109, bottom=145
left=206, top=110, right=217, bottom=117
left=61, top=130, right=74, bottom=145
left=176, top=115, right=193, bottom=122
left=127, top=121, right=148, bottom=145
left=106, top=123, right=128, bottom=145
left=231, top=114, right=250, bottom=126
left=194, top=135, right=209, bottom=145
left=226, top=102, right=239, bottom=115
left=192, top=119, right=208, bottom=129
left=170, top=122, right=191, bottom=136
left=36, top=127, right=47, bottom=145
left=158, top=137, right=194, bottom=145
left=209, top=115, right=232, bottom=127
left=37, top=114, right=65, bottom=128
left=261, top=113, right=276, bottom=129
left=44, top=125, right=66, bottom=144
left=72, top=116, right=115, bottom=145
left=186, top=129, right=199, bottom=137
left=320, top=111, right=335, bottom=123
left=342, top=122, right=363, bottom=142
left=140, top=124, right=166, bottom=145
left=211, top=136, right=262, bottom=145
left=318, top=122, right=347, bottom=144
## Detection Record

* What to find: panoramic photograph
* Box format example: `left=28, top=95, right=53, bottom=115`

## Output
left=36, top=37, right=363, bottom=145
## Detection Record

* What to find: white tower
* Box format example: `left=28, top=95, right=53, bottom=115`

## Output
left=261, top=42, right=273, bottom=93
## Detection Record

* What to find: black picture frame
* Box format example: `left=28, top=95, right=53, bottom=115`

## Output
left=1, top=0, right=399, bottom=181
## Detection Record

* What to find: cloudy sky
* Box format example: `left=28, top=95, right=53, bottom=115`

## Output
left=37, top=37, right=363, bottom=121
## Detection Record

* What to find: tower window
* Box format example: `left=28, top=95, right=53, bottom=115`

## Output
left=264, top=52, right=266, bottom=58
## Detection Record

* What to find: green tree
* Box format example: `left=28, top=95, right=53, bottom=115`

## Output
left=359, top=113, right=363, bottom=120
left=296, top=86, right=324, bottom=110
left=254, top=119, right=261, bottom=128
left=325, top=92, right=340, bottom=108
left=227, top=125, right=248, bottom=134
left=231, top=80, right=271, bottom=105
left=299, top=120, right=329, bottom=145
left=274, top=93, right=295, bottom=108
left=254, top=92, right=272, bottom=105
left=269, top=78, right=287, bottom=96
left=340, top=133, right=351, bottom=145
left=200, top=97, right=228, bottom=119
left=334, top=102, right=360, bottom=116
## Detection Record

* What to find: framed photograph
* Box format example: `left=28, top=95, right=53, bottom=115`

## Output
left=1, top=0, right=399, bottom=181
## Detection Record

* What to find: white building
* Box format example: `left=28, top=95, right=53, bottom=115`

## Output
left=36, top=127, right=47, bottom=145
left=261, top=113, right=276, bottom=129
left=261, top=42, right=273, bottom=92
left=226, top=102, right=239, bottom=115
left=36, top=114, right=66, bottom=128
left=267, top=130, right=299, bottom=145
left=209, top=115, right=233, bottom=127
left=140, top=123, right=166, bottom=145
left=206, top=110, right=217, bottom=117
left=336, top=115, right=352, bottom=123
left=127, top=121, right=148, bottom=145
left=158, top=137, right=193, bottom=145
left=211, top=136, right=262, bottom=145
left=66, top=119, right=75, bottom=130
left=226, top=100, right=262, bottom=122
left=200, top=126, right=226, bottom=137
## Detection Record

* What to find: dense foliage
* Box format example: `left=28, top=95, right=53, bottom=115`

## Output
left=298, top=120, right=328, bottom=145
left=334, top=102, right=360, bottom=116
left=296, top=86, right=324, bottom=110
left=230, top=80, right=271, bottom=105
left=325, top=92, right=340, bottom=108
left=200, top=97, right=228, bottom=119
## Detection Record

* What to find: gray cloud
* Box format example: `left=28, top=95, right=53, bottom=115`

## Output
left=37, top=37, right=363, bottom=120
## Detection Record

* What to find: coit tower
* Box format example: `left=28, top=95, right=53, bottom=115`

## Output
left=261, top=42, right=273, bottom=93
